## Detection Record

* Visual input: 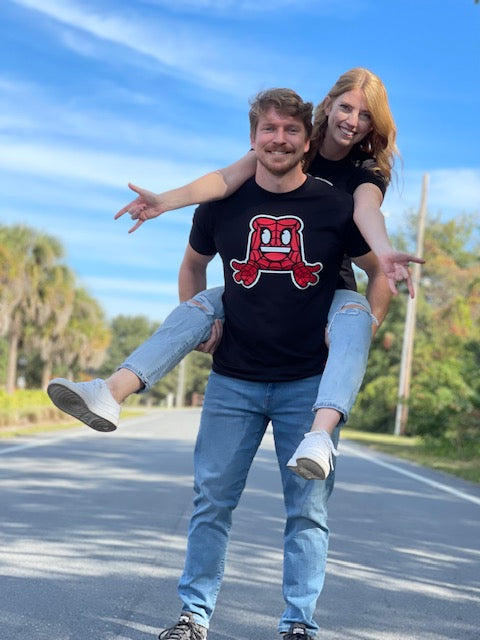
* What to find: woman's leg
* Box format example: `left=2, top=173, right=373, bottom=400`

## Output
left=287, top=289, right=374, bottom=480
left=46, top=287, right=225, bottom=431
left=119, top=286, right=225, bottom=392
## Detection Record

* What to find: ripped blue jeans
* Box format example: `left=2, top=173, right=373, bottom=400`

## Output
left=120, top=287, right=374, bottom=423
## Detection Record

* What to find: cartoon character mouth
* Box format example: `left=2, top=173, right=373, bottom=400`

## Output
left=261, top=246, right=291, bottom=261
left=261, top=246, right=290, bottom=252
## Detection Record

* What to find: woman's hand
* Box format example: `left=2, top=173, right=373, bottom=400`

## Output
left=378, top=251, right=425, bottom=298
left=115, top=183, right=167, bottom=233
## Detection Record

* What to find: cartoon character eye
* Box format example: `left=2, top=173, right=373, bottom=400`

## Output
left=261, top=228, right=271, bottom=244
left=281, top=229, right=291, bottom=245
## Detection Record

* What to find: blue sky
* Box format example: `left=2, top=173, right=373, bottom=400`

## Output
left=1, top=0, right=479, bottom=323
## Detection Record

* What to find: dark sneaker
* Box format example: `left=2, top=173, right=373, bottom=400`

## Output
left=158, top=612, right=208, bottom=639
left=282, top=622, right=314, bottom=639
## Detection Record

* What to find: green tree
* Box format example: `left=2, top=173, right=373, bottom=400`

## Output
left=0, top=240, right=24, bottom=338
left=97, top=314, right=159, bottom=377
left=185, top=351, right=212, bottom=403
left=42, top=287, right=111, bottom=384
left=351, top=212, right=480, bottom=452
left=28, top=264, right=76, bottom=389
left=97, top=315, right=177, bottom=403
left=0, top=225, right=69, bottom=392
left=0, top=224, right=111, bottom=392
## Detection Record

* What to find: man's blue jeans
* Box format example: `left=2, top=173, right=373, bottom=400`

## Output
left=120, top=286, right=373, bottom=423
left=177, top=371, right=339, bottom=635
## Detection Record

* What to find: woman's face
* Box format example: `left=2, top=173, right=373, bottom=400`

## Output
left=323, top=88, right=373, bottom=155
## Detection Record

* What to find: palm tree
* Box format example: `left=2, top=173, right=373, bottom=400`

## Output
left=0, top=225, right=72, bottom=392
left=1, top=224, right=111, bottom=392
left=50, top=288, right=111, bottom=380
left=0, top=229, right=27, bottom=338
left=29, top=263, right=76, bottom=389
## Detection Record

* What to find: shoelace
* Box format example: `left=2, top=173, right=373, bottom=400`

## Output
left=311, top=430, right=338, bottom=470
left=325, top=431, right=339, bottom=468
left=158, top=614, right=206, bottom=640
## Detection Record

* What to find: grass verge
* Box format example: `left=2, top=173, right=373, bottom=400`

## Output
left=342, top=428, right=479, bottom=485
left=0, top=409, right=148, bottom=439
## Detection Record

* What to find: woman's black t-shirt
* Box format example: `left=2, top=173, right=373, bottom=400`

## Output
left=307, top=148, right=387, bottom=290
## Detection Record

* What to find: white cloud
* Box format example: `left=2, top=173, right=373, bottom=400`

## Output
left=95, top=293, right=175, bottom=322
left=11, top=0, right=286, bottom=98
left=84, top=276, right=178, bottom=296
left=0, top=139, right=219, bottom=190
left=0, top=75, right=248, bottom=161
left=382, top=168, right=480, bottom=237
left=139, top=0, right=352, bottom=16
left=428, top=169, right=480, bottom=213
left=83, top=261, right=224, bottom=322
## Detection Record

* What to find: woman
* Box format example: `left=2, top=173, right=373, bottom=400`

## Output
left=47, top=68, right=422, bottom=480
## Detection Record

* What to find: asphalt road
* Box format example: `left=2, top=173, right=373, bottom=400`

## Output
left=1, top=409, right=479, bottom=640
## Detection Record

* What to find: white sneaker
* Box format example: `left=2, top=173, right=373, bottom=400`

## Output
left=287, top=430, right=338, bottom=480
left=47, top=378, right=121, bottom=432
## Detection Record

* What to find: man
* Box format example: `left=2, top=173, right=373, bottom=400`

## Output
left=159, top=88, right=391, bottom=640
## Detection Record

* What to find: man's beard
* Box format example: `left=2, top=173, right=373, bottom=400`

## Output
left=256, top=151, right=303, bottom=176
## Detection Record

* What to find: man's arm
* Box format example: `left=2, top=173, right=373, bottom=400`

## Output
left=178, top=244, right=221, bottom=354
left=178, top=244, right=215, bottom=301
left=351, top=250, right=392, bottom=337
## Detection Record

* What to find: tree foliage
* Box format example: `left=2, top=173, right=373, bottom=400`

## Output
left=0, top=224, right=110, bottom=392
left=351, top=212, right=480, bottom=454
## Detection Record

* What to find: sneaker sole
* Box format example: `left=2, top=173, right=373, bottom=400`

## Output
left=47, top=383, right=117, bottom=432
left=289, top=457, right=328, bottom=480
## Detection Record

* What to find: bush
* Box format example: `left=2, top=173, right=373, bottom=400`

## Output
left=0, top=389, right=65, bottom=427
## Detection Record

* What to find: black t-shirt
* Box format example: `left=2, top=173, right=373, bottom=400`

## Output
left=307, top=148, right=387, bottom=290
left=189, top=176, right=370, bottom=382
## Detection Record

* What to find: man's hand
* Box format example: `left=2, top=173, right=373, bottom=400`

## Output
left=115, top=183, right=167, bottom=233
left=195, top=319, right=223, bottom=354
left=378, top=251, right=425, bottom=298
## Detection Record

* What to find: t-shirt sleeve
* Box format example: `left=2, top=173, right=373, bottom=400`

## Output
left=350, top=159, right=387, bottom=197
left=188, top=204, right=217, bottom=256
left=345, top=219, right=371, bottom=258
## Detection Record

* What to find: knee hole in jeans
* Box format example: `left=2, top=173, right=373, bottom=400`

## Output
left=327, top=302, right=372, bottom=337
left=186, top=298, right=213, bottom=316
left=340, top=303, right=370, bottom=313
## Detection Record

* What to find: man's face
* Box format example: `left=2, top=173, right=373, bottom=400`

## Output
left=251, top=107, right=310, bottom=177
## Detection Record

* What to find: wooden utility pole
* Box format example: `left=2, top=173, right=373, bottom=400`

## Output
left=394, top=173, right=429, bottom=436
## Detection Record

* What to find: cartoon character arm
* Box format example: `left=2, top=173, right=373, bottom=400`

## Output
left=230, top=256, right=261, bottom=287
left=292, top=261, right=323, bottom=288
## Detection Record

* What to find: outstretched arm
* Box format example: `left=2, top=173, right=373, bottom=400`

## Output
left=352, top=183, right=425, bottom=298
left=116, top=150, right=257, bottom=233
